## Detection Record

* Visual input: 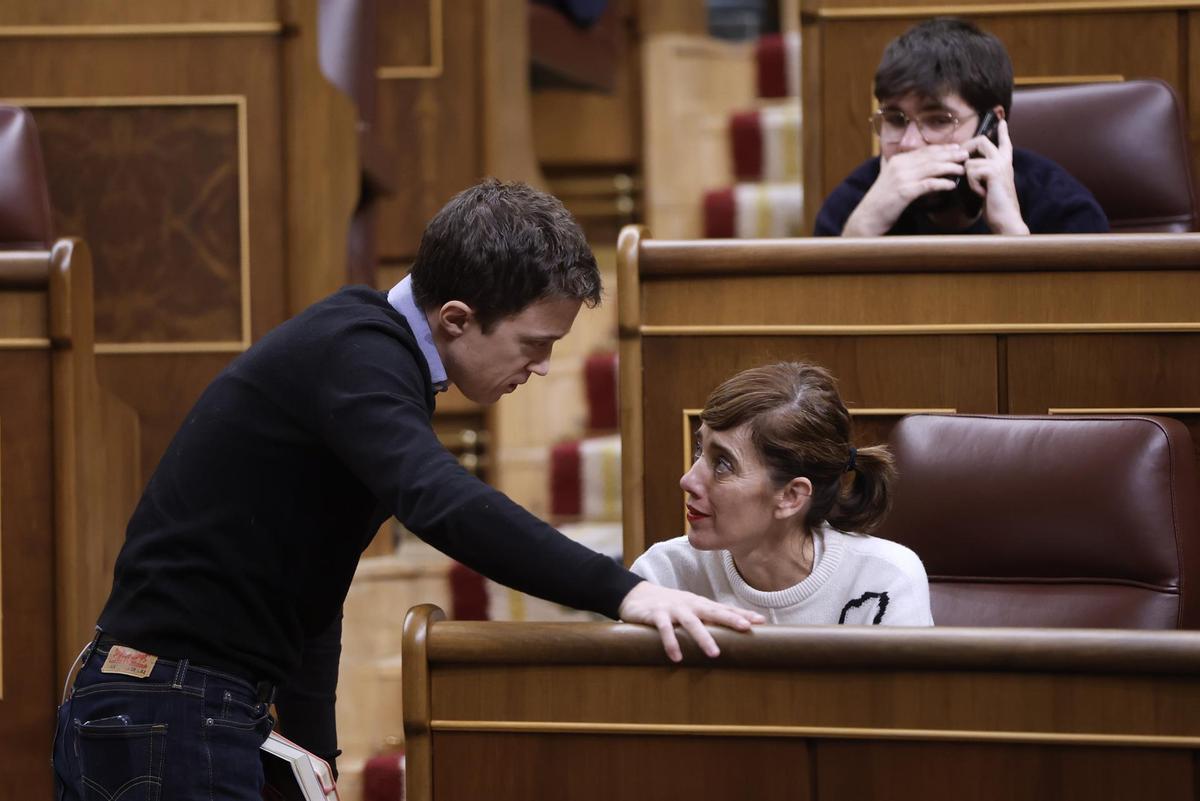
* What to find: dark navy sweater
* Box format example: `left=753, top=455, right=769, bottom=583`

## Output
left=814, top=148, right=1109, bottom=236
left=99, top=286, right=640, bottom=758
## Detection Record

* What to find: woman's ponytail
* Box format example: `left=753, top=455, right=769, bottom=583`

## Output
left=826, top=444, right=896, bottom=533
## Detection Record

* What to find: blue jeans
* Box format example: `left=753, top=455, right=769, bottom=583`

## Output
left=52, top=637, right=274, bottom=801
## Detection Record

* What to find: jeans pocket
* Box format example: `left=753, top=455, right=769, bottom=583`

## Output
left=74, top=716, right=167, bottom=801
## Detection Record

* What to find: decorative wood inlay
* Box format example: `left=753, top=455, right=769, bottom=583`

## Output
left=641, top=323, right=1200, bottom=336
left=6, top=96, right=252, bottom=353
left=0, top=339, right=51, bottom=350
left=428, top=720, right=1200, bottom=749
left=0, top=22, right=283, bottom=38
left=849, top=408, right=958, bottom=415
left=1016, top=74, right=1125, bottom=85
left=815, top=0, right=1200, bottom=19
left=93, top=341, right=248, bottom=355
left=377, top=0, right=444, bottom=80
left=1048, top=407, right=1200, bottom=414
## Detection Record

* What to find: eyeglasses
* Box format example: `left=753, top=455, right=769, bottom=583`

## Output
left=869, top=109, right=977, bottom=144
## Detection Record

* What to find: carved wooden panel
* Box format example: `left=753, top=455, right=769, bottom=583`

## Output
left=639, top=334, right=998, bottom=548
left=0, top=352, right=55, bottom=800
left=34, top=102, right=245, bottom=345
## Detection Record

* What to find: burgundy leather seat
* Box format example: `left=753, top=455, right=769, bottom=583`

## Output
left=1008, top=79, right=1197, bottom=232
left=0, top=105, right=53, bottom=249
left=875, top=414, right=1200, bottom=628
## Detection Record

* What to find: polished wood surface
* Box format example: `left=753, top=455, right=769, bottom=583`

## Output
left=282, top=0, right=359, bottom=313
left=403, top=605, right=1200, bottom=801
left=799, top=4, right=1200, bottom=233
left=0, top=0, right=377, bottom=495
left=618, top=227, right=1200, bottom=553
left=0, top=1, right=278, bottom=27
left=0, top=349, right=54, bottom=799
left=640, top=234, right=1200, bottom=273
left=45, top=241, right=141, bottom=671
left=0, top=242, right=139, bottom=799
left=643, top=335, right=997, bottom=539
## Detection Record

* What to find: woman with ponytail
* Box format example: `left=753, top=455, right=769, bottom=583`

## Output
left=631, top=362, right=933, bottom=626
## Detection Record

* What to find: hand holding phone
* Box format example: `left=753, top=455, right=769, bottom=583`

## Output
left=914, top=109, right=999, bottom=216
left=951, top=110, right=999, bottom=215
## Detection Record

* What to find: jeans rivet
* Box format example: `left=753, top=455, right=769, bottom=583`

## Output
left=206, top=717, right=214, bottom=725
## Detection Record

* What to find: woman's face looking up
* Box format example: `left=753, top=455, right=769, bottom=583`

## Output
left=681, top=423, right=804, bottom=556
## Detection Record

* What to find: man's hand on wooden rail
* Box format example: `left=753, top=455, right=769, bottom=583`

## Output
left=617, top=580, right=766, bottom=662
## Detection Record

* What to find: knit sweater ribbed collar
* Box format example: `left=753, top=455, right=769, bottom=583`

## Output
left=720, top=526, right=844, bottom=608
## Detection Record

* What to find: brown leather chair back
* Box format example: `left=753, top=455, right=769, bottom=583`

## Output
left=875, top=414, right=1200, bottom=628
left=1008, top=79, right=1197, bottom=232
left=0, top=105, right=53, bottom=248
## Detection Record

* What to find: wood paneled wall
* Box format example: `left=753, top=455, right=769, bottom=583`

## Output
left=800, top=0, right=1200, bottom=233
left=0, top=0, right=358, bottom=488
left=617, top=227, right=1200, bottom=556
left=402, top=604, right=1200, bottom=801
left=0, top=3, right=362, bottom=704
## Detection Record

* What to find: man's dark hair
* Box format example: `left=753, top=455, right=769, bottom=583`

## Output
left=410, top=178, right=601, bottom=331
left=874, top=17, right=1013, bottom=118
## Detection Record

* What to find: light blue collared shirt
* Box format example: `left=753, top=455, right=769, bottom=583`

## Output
left=387, top=275, right=449, bottom=393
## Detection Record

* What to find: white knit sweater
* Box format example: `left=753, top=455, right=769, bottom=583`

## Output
left=631, top=525, right=934, bottom=626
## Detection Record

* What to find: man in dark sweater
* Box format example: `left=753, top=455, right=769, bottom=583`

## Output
left=814, top=18, right=1108, bottom=237
left=53, top=180, right=763, bottom=800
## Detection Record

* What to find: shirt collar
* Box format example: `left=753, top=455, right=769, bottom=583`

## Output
left=387, top=275, right=449, bottom=393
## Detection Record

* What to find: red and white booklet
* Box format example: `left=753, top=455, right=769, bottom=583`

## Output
left=261, top=731, right=340, bottom=801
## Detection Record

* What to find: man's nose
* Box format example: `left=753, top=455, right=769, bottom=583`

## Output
left=897, top=119, right=926, bottom=150
left=528, top=357, right=550, bottom=377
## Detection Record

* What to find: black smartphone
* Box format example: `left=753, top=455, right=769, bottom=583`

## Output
left=951, top=110, right=999, bottom=216
left=915, top=109, right=999, bottom=216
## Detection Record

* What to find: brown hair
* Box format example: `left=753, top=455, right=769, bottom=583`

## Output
left=699, top=362, right=896, bottom=533
left=874, top=17, right=1014, bottom=119
left=410, top=178, right=601, bottom=332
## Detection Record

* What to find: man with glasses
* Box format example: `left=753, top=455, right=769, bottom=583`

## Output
left=814, top=17, right=1108, bottom=236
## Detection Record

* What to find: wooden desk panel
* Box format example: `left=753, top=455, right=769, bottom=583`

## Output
left=640, top=334, right=997, bottom=546
left=0, top=349, right=54, bottom=800
left=1006, top=333, right=1200, bottom=464
left=403, top=607, right=1200, bottom=801
left=433, top=733, right=815, bottom=801
left=817, top=741, right=1196, bottom=800
left=619, top=228, right=1200, bottom=558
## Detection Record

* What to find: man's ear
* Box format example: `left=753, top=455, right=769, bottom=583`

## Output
left=435, top=301, right=474, bottom=339
left=775, top=476, right=813, bottom=521
left=994, top=104, right=1006, bottom=122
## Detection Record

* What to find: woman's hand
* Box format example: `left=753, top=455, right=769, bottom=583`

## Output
left=618, top=580, right=765, bottom=662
